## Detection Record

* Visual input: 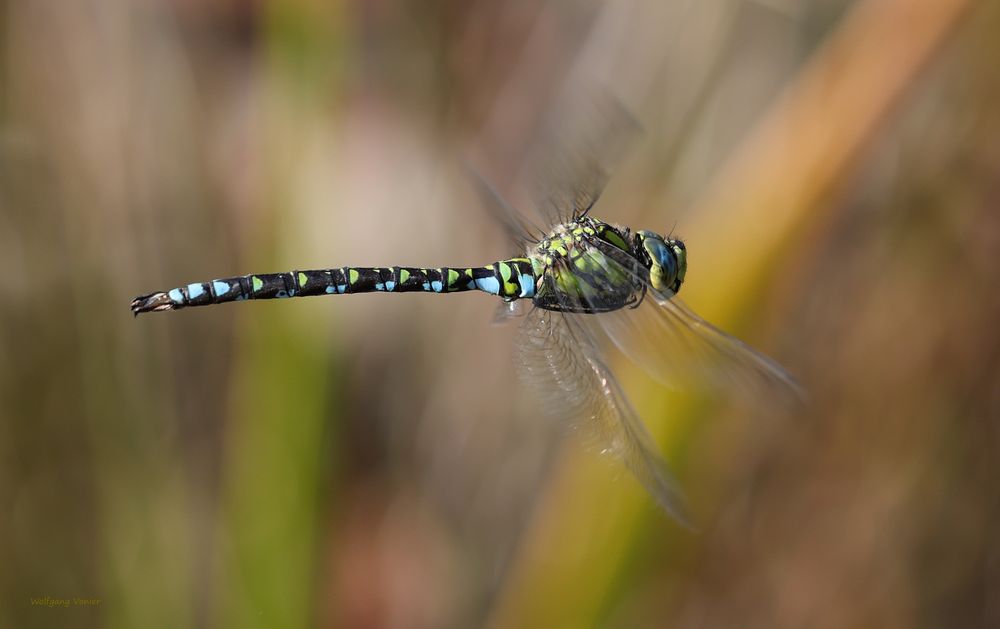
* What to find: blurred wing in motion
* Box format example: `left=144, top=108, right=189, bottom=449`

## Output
left=465, top=164, right=546, bottom=249
left=521, top=88, right=641, bottom=225
left=516, top=294, right=692, bottom=526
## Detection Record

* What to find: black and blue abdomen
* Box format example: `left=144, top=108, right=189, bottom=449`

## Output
left=131, top=259, right=539, bottom=314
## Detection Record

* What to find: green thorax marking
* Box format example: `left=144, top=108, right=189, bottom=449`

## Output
left=533, top=217, right=632, bottom=263
left=529, top=216, right=641, bottom=313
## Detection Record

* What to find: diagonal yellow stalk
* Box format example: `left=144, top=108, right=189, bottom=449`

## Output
left=684, top=0, right=975, bottom=318
left=488, top=1, right=975, bottom=627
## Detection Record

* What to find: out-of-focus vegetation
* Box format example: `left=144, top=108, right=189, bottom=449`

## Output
left=1, top=1, right=997, bottom=628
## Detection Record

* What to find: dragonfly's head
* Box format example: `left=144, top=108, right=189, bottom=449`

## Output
left=635, top=230, right=687, bottom=295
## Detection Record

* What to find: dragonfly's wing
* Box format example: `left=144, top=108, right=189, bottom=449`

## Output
left=465, top=164, right=546, bottom=249
left=575, top=235, right=804, bottom=404
left=467, top=87, right=638, bottom=248
left=516, top=302, right=692, bottom=525
left=596, top=294, right=803, bottom=403
left=522, top=89, right=641, bottom=225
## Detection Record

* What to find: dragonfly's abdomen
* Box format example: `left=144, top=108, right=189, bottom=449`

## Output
left=130, top=259, right=538, bottom=314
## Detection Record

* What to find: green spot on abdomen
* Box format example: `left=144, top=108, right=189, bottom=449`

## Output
left=252, top=276, right=264, bottom=291
left=447, top=269, right=460, bottom=287
left=298, top=272, right=307, bottom=287
left=399, top=269, right=411, bottom=283
left=349, top=269, right=359, bottom=284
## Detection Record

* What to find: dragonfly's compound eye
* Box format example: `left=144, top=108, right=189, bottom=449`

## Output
left=669, top=239, right=687, bottom=290
left=637, top=230, right=678, bottom=292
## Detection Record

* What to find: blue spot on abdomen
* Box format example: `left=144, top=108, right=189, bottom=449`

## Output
left=475, top=276, right=500, bottom=295
left=519, top=274, right=535, bottom=298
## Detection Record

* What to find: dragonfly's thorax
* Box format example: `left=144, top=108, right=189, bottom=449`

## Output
left=529, top=217, right=645, bottom=313
left=524, top=217, right=688, bottom=313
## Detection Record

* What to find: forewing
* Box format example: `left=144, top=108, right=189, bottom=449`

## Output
left=600, top=295, right=802, bottom=402
left=516, top=304, right=691, bottom=525
left=575, top=235, right=804, bottom=404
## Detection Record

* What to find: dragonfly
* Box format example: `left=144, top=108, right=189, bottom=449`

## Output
left=131, top=97, right=799, bottom=525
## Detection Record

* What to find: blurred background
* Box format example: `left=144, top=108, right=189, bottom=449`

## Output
left=2, top=0, right=998, bottom=627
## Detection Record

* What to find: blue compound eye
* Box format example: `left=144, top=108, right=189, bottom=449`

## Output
left=638, top=232, right=678, bottom=291
left=652, top=240, right=676, bottom=277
